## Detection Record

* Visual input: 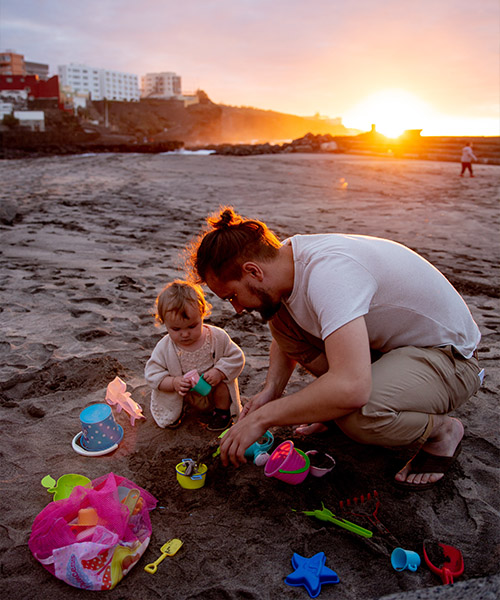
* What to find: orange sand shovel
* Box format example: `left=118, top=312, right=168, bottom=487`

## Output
left=144, top=539, right=183, bottom=574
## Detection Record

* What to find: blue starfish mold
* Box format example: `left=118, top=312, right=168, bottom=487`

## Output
left=285, top=552, right=339, bottom=597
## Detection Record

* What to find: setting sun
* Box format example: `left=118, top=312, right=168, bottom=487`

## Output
left=343, top=89, right=433, bottom=138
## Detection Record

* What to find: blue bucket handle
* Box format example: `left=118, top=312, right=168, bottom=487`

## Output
left=180, top=458, right=205, bottom=480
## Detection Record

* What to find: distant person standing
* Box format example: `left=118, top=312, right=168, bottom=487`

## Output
left=460, top=142, right=477, bottom=177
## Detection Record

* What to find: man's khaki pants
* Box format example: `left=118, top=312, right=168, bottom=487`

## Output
left=269, top=306, right=481, bottom=447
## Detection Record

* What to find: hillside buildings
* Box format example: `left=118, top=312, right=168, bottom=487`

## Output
left=12, top=110, right=45, bottom=131
left=1, top=51, right=50, bottom=79
left=0, top=73, right=60, bottom=131
left=141, top=72, right=181, bottom=99
left=25, top=61, right=50, bottom=80
left=3, top=50, right=184, bottom=105
left=2, top=48, right=193, bottom=133
left=57, top=66, right=186, bottom=102
left=1, top=51, right=58, bottom=128
left=0, top=51, right=25, bottom=75
left=58, top=63, right=140, bottom=101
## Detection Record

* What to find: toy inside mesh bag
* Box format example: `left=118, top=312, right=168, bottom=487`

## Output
left=29, top=472, right=157, bottom=590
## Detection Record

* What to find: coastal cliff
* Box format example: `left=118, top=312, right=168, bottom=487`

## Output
left=87, top=92, right=354, bottom=145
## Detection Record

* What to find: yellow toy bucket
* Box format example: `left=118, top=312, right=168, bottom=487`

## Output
left=176, top=459, right=207, bottom=489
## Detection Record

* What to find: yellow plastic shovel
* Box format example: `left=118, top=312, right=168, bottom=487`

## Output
left=144, top=539, right=183, bottom=574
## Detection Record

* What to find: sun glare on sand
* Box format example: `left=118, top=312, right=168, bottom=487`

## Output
left=344, top=89, right=432, bottom=138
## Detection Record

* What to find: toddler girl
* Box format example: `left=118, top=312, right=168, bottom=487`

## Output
left=145, top=280, right=245, bottom=431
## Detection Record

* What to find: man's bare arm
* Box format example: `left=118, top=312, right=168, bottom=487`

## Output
left=220, top=316, right=372, bottom=466
left=240, top=339, right=296, bottom=418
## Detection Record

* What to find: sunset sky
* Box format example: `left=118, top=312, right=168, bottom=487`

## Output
left=2, top=0, right=499, bottom=137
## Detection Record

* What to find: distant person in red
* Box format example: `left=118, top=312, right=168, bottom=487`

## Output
left=460, top=142, right=477, bottom=177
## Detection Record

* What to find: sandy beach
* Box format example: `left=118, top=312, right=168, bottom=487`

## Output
left=0, top=152, right=499, bottom=599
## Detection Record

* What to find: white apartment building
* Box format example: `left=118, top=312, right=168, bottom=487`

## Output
left=141, top=72, right=181, bottom=99
left=58, top=63, right=140, bottom=101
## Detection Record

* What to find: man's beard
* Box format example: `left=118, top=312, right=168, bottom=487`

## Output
left=247, top=284, right=281, bottom=322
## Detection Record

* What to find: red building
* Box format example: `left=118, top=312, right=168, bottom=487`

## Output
left=0, top=74, right=61, bottom=107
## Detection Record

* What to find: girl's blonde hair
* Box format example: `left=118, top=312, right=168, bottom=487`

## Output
left=155, top=280, right=211, bottom=325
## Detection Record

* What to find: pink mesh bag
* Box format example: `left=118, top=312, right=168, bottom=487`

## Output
left=29, top=472, right=157, bottom=590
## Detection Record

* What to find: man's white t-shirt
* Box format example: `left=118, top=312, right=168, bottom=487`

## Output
left=283, top=234, right=480, bottom=358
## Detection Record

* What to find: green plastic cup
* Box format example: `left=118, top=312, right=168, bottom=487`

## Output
left=191, top=374, right=212, bottom=396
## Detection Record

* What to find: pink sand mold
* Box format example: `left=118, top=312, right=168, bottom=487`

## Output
left=305, top=450, right=336, bottom=477
left=105, top=376, right=145, bottom=426
left=264, top=440, right=310, bottom=484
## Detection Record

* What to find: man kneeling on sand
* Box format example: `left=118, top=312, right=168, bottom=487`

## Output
left=188, top=206, right=482, bottom=491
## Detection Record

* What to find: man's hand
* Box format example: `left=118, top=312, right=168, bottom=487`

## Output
left=219, top=413, right=267, bottom=467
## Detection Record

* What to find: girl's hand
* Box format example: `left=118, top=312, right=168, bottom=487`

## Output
left=202, top=368, right=224, bottom=387
left=175, top=376, right=192, bottom=396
